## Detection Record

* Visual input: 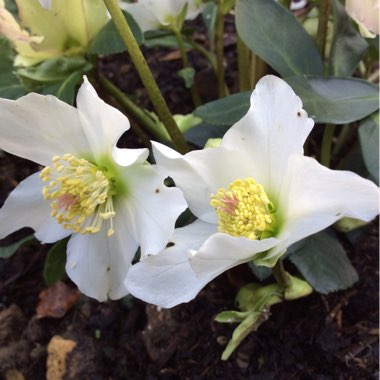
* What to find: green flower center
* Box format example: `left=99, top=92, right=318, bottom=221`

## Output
left=40, top=154, right=116, bottom=236
left=210, top=178, right=276, bottom=240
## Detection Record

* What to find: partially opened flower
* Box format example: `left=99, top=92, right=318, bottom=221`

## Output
left=0, top=77, right=187, bottom=301
left=120, top=0, right=205, bottom=32
left=126, top=75, right=379, bottom=308
left=345, top=0, right=379, bottom=38
left=0, top=0, right=108, bottom=67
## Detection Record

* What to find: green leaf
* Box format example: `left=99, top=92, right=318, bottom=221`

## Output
left=329, top=0, right=368, bottom=76
left=41, top=70, right=85, bottom=104
left=43, top=238, right=68, bottom=285
left=235, top=0, right=323, bottom=77
left=286, top=76, right=379, bottom=124
left=221, top=311, right=264, bottom=360
left=196, top=76, right=379, bottom=127
left=215, top=310, right=250, bottom=323
left=89, top=11, right=143, bottom=55
left=0, top=38, right=26, bottom=99
left=17, top=56, right=92, bottom=83
left=0, top=235, right=35, bottom=259
left=177, top=67, right=195, bottom=88
left=248, top=261, right=272, bottom=282
left=194, top=91, right=250, bottom=126
left=184, top=123, right=230, bottom=147
left=358, top=112, right=379, bottom=184
left=288, top=230, right=358, bottom=294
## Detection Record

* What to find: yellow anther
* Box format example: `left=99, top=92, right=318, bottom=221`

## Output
left=41, top=153, right=116, bottom=236
left=210, top=177, right=276, bottom=240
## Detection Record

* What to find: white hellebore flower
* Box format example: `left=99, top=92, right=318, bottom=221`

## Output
left=0, top=77, right=186, bottom=301
left=126, top=75, right=379, bottom=308
left=345, top=0, right=379, bottom=38
left=120, top=0, right=205, bottom=32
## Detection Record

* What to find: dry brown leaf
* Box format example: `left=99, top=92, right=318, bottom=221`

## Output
left=36, top=282, right=79, bottom=319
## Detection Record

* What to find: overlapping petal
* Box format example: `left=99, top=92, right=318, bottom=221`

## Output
left=222, top=75, right=314, bottom=197
left=66, top=206, right=138, bottom=301
left=0, top=173, right=70, bottom=243
left=272, top=154, right=380, bottom=256
left=126, top=220, right=217, bottom=308
left=152, top=142, right=252, bottom=223
left=122, top=163, right=187, bottom=257
left=127, top=75, right=379, bottom=309
left=0, top=94, right=88, bottom=166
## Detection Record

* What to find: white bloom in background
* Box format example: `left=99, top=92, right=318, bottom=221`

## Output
left=0, top=77, right=186, bottom=301
left=0, top=0, right=108, bottom=67
left=120, top=0, right=205, bottom=32
left=346, top=0, right=379, bottom=38
left=126, top=75, right=379, bottom=308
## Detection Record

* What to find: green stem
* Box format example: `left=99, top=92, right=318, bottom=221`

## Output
left=237, top=35, right=251, bottom=91
left=316, top=0, right=330, bottom=63
left=216, top=0, right=227, bottom=98
left=332, top=124, right=351, bottom=156
left=281, top=0, right=292, bottom=9
left=272, top=260, right=291, bottom=288
left=321, top=124, right=336, bottom=167
left=173, top=28, right=202, bottom=107
left=250, top=53, right=267, bottom=88
left=188, top=38, right=218, bottom=73
left=103, top=0, right=188, bottom=154
left=98, top=74, right=168, bottom=142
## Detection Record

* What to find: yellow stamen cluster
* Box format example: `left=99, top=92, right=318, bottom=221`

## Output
left=210, top=178, right=275, bottom=240
left=40, top=154, right=116, bottom=237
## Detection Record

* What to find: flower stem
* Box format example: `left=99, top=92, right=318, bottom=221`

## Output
left=98, top=74, right=169, bottom=142
left=316, top=0, right=330, bottom=62
left=332, top=124, right=351, bottom=156
left=103, top=0, right=189, bottom=154
left=237, top=35, right=251, bottom=91
left=321, top=124, right=336, bottom=167
left=216, top=0, right=227, bottom=98
left=250, top=53, right=267, bottom=88
left=272, top=260, right=291, bottom=289
left=173, top=28, right=202, bottom=107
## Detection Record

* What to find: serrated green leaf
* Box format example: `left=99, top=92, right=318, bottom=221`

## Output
left=286, top=76, right=379, bottom=124
left=0, top=235, right=35, bottom=259
left=288, top=230, right=358, bottom=294
left=358, top=112, right=379, bottom=184
left=329, top=0, right=368, bottom=76
left=235, top=0, right=323, bottom=77
left=43, top=238, right=68, bottom=285
left=89, top=11, right=143, bottom=55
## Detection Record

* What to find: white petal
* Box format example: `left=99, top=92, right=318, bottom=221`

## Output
left=222, top=75, right=314, bottom=196
left=190, top=233, right=279, bottom=276
left=0, top=93, right=88, bottom=166
left=120, top=2, right=160, bottom=32
left=152, top=141, right=253, bottom=223
left=66, top=207, right=138, bottom=301
left=122, top=163, right=187, bottom=257
left=273, top=154, right=380, bottom=256
left=125, top=220, right=217, bottom=308
left=76, top=77, right=139, bottom=162
left=0, top=172, right=70, bottom=243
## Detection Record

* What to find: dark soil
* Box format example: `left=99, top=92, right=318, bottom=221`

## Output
left=0, top=17, right=379, bottom=380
